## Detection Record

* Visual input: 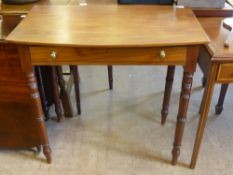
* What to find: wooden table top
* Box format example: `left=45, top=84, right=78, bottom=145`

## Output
left=199, top=17, right=233, bottom=59
left=6, top=5, right=209, bottom=47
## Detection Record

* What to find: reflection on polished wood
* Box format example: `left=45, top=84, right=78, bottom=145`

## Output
left=7, top=5, right=209, bottom=47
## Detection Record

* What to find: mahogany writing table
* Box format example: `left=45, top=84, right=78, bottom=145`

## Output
left=6, top=5, right=209, bottom=165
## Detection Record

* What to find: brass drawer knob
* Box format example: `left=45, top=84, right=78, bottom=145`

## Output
left=50, top=51, right=57, bottom=60
left=160, top=50, right=166, bottom=59
left=20, top=15, right=26, bottom=19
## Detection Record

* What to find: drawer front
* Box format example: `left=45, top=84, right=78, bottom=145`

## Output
left=29, top=46, right=187, bottom=65
left=217, top=63, right=233, bottom=83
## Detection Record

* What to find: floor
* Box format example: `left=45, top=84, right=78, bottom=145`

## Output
left=1, top=66, right=233, bottom=175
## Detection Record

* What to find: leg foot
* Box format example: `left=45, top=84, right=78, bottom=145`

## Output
left=215, top=106, right=223, bottom=115
left=172, top=146, right=180, bottom=165
left=215, top=84, right=229, bottom=115
left=43, top=144, right=52, bottom=164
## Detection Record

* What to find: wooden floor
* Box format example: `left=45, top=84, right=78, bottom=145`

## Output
left=1, top=66, right=233, bottom=175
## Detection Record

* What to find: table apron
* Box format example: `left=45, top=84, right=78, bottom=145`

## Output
left=29, top=46, right=187, bottom=66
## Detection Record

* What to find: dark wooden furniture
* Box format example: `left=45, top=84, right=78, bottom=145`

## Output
left=50, top=65, right=113, bottom=121
left=6, top=5, right=208, bottom=165
left=0, top=14, right=51, bottom=163
left=215, top=84, right=229, bottom=114
left=0, top=15, right=74, bottom=122
left=35, top=66, right=51, bottom=120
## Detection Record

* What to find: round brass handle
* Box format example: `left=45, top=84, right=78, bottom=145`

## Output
left=160, top=50, right=166, bottom=59
left=50, top=51, right=57, bottom=60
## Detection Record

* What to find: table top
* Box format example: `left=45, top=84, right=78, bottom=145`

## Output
left=199, top=17, right=233, bottom=59
left=6, top=5, right=209, bottom=47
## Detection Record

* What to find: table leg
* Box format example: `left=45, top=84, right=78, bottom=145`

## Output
left=172, top=46, right=199, bottom=165
left=35, top=66, right=50, bottom=121
left=28, top=72, right=52, bottom=163
left=190, top=63, right=218, bottom=169
left=43, top=144, right=52, bottom=163
left=18, top=46, right=52, bottom=163
left=70, top=66, right=81, bottom=115
left=108, top=65, right=113, bottom=90
left=51, top=66, right=63, bottom=122
left=56, top=66, right=73, bottom=118
left=199, top=87, right=205, bottom=115
left=161, top=66, right=175, bottom=125
left=215, top=84, right=229, bottom=114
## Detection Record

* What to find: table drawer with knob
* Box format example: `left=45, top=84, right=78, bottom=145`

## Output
left=29, top=46, right=187, bottom=65
left=217, top=63, right=233, bottom=83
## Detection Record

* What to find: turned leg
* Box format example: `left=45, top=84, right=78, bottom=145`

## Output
left=27, top=72, right=52, bottom=163
left=56, top=66, right=73, bottom=118
left=190, top=63, right=218, bottom=169
left=215, top=84, right=229, bottom=114
left=161, top=66, right=175, bottom=125
left=18, top=46, right=52, bottom=163
left=43, top=144, right=52, bottom=163
left=108, top=65, right=113, bottom=90
left=70, top=66, right=81, bottom=115
left=172, top=72, right=194, bottom=164
left=51, top=66, right=63, bottom=122
left=35, top=67, right=50, bottom=121
left=172, top=46, right=199, bottom=165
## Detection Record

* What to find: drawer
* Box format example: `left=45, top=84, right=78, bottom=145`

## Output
left=217, top=63, right=233, bottom=83
left=29, top=46, right=187, bottom=65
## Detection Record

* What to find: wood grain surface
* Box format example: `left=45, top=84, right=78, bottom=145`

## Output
left=29, top=46, right=187, bottom=65
left=6, top=5, right=209, bottom=47
left=198, top=17, right=233, bottom=60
